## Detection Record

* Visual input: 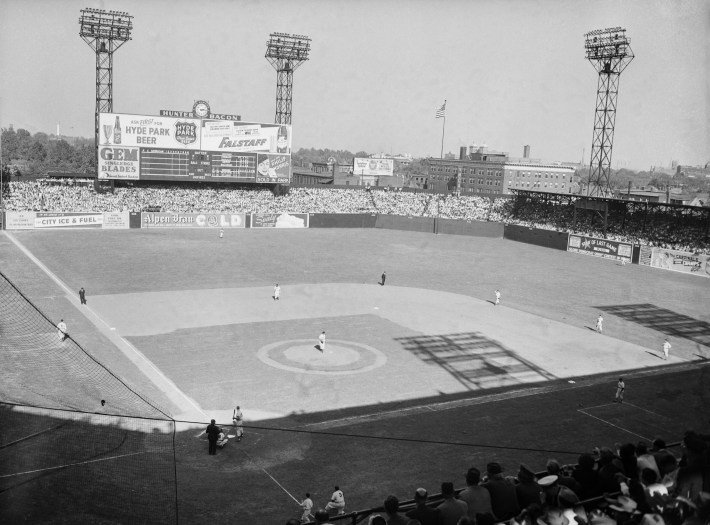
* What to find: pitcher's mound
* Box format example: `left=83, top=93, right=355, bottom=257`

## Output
left=257, top=339, right=387, bottom=375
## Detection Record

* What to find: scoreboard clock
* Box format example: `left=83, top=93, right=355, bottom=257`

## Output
left=193, top=100, right=211, bottom=118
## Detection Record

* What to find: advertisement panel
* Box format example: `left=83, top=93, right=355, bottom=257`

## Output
left=353, top=157, right=394, bottom=176
left=142, top=212, right=246, bottom=228
left=102, top=212, right=130, bottom=229
left=256, top=153, right=290, bottom=183
left=5, top=211, right=36, bottom=230
left=567, top=234, right=632, bottom=262
left=648, top=247, right=710, bottom=278
left=250, top=213, right=309, bottom=228
left=34, top=212, right=103, bottom=229
left=98, top=112, right=291, bottom=183
left=98, top=146, right=140, bottom=180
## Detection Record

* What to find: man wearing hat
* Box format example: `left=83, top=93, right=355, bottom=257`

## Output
left=539, top=475, right=580, bottom=510
left=437, top=481, right=468, bottom=525
left=405, top=488, right=442, bottom=525
left=516, top=464, right=543, bottom=509
left=481, top=462, right=520, bottom=521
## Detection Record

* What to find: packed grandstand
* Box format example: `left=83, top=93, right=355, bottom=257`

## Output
left=305, top=432, right=710, bottom=525
left=3, top=179, right=709, bottom=255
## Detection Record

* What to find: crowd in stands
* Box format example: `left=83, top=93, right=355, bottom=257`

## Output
left=296, top=431, right=709, bottom=525
left=1, top=180, right=707, bottom=253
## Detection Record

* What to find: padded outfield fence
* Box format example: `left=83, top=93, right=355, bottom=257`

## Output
left=0, top=271, right=178, bottom=524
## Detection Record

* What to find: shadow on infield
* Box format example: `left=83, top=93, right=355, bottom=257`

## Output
left=395, top=331, right=556, bottom=390
left=596, top=303, right=710, bottom=347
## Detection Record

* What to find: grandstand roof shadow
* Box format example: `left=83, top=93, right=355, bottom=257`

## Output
left=394, top=331, right=557, bottom=391
left=597, top=303, right=710, bottom=347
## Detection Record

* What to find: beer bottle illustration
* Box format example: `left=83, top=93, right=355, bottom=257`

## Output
left=276, top=125, right=288, bottom=153
left=114, top=116, right=122, bottom=144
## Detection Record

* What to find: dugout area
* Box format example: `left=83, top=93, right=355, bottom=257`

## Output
left=1, top=227, right=708, bottom=523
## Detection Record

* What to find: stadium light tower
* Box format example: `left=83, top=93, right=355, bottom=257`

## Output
left=584, top=27, right=634, bottom=197
left=265, top=33, right=311, bottom=124
left=78, top=8, right=133, bottom=159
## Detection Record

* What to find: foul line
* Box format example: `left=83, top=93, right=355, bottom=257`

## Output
left=0, top=451, right=147, bottom=478
left=577, top=408, right=650, bottom=441
left=3, top=231, right=209, bottom=421
left=239, top=448, right=301, bottom=506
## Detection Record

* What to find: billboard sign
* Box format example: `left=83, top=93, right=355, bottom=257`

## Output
left=98, top=146, right=140, bottom=180
left=353, top=157, right=394, bottom=176
left=250, top=213, right=309, bottom=228
left=567, top=234, right=632, bottom=262
left=142, top=212, right=246, bottom=228
left=647, top=247, right=710, bottom=278
left=34, top=212, right=103, bottom=229
left=102, top=212, right=130, bottom=229
left=98, top=112, right=291, bottom=183
left=5, top=211, right=36, bottom=230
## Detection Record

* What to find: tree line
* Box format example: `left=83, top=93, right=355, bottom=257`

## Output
left=1, top=128, right=95, bottom=178
left=2, top=127, right=705, bottom=194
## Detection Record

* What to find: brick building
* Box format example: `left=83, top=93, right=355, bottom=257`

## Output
left=424, top=146, right=576, bottom=195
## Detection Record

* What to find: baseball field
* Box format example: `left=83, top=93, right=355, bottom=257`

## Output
left=1, top=226, right=708, bottom=524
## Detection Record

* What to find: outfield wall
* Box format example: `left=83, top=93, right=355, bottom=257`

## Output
left=375, top=215, right=435, bottom=233
left=437, top=218, right=503, bottom=237
left=503, top=224, right=569, bottom=250
left=309, top=214, right=378, bottom=228
left=2, top=211, right=706, bottom=277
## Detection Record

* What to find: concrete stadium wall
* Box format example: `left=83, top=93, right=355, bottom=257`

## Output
left=309, top=214, right=377, bottom=228
left=435, top=218, right=503, bottom=238
left=503, top=224, right=569, bottom=250
left=375, top=215, right=435, bottom=233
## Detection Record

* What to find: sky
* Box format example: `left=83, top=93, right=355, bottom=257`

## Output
left=0, top=0, right=708, bottom=170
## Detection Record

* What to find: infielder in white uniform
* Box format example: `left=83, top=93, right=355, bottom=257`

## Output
left=494, top=289, right=501, bottom=305
left=273, top=283, right=280, bottom=300
left=57, top=319, right=67, bottom=342
left=662, top=339, right=671, bottom=360
left=233, top=405, right=244, bottom=441
left=318, top=331, right=326, bottom=352
left=596, top=314, right=603, bottom=334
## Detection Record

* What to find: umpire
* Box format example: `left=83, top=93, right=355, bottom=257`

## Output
left=205, top=419, right=221, bottom=455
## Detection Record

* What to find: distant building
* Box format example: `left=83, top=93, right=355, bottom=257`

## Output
left=677, top=164, right=710, bottom=179
left=423, top=145, right=576, bottom=195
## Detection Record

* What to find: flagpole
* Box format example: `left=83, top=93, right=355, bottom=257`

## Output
left=440, top=99, right=446, bottom=159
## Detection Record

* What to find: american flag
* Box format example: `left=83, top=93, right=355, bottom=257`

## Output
left=435, top=101, right=446, bottom=119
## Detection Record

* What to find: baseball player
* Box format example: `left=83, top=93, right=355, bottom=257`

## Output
left=57, top=319, right=68, bottom=342
left=662, top=339, right=671, bottom=360
left=273, top=283, right=281, bottom=301
left=219, top=228, right=224, bottom=239
left=596, top=314, right=603, bottom=334
left=615, top=377, right=625, bottom=403
left=495, top=289, right=501, bottom=306
left=233, top=405, right=244, bottom=441
left=318, top=331, right=326, bottom=352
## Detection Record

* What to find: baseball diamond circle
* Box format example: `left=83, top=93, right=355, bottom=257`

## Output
left=257, top=339, right=387, bottom=375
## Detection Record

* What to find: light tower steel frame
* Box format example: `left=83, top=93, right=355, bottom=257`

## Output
left=584, top=27, right=634, bottom=197
left=265, top=33, right=311, bottom=125
left=78, top=8, right=133, bottom=164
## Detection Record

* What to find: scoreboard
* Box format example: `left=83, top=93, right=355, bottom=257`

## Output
left=98, top=113, right=291, bottom=184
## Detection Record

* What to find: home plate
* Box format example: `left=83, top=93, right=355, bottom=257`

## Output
left=110, top=328, right=116, bottom=331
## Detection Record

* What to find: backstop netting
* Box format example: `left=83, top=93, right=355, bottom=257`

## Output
left=0, top=271, right=178, bottom=523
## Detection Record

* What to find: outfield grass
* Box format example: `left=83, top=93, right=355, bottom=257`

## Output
left=1, top=227, right=708, bottom=524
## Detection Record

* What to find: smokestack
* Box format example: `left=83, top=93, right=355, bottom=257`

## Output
left=523, top=145, right=530, bottom=159
left=459, top=146, right=467, bottom=160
